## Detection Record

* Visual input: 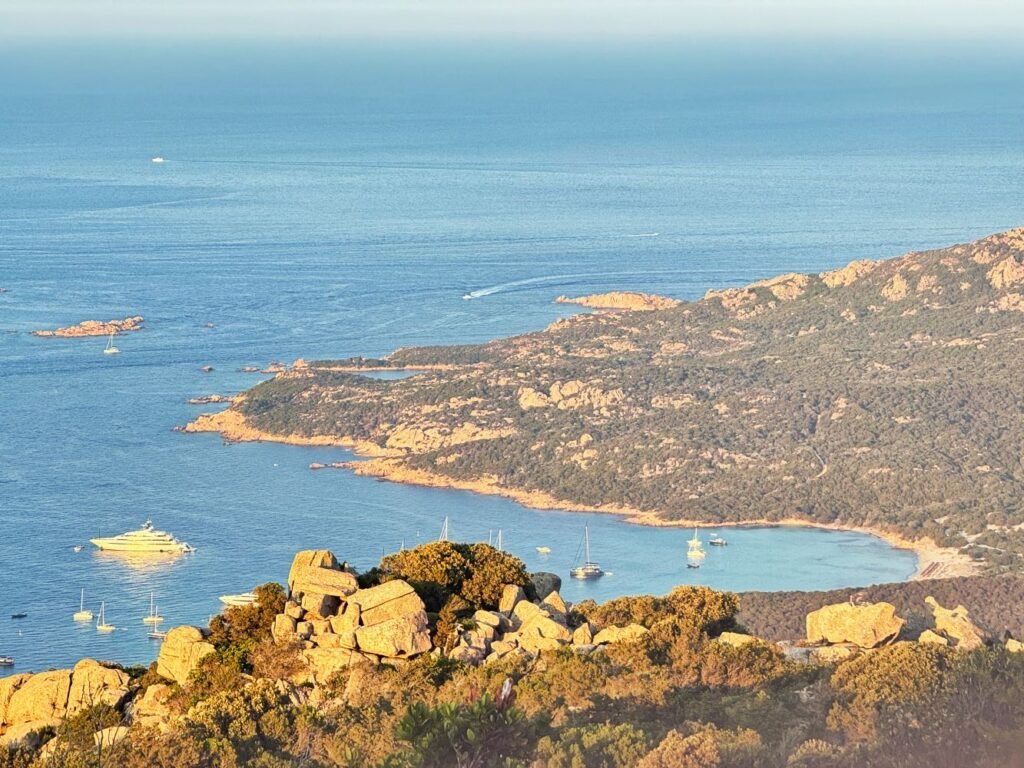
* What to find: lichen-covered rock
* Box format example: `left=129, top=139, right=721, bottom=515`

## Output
left=541, top=591, right=568, bottom=615
left=918, top=629, right=949, bottom=646
left=131, top=683, right=174, bottom=731
left=572, top=622, right=594, bottom=646
left=301, top=592, right=341, bottom=618
left=449, top=646, right=485, bottom=665
left=717, top=632, right=758, bottom=648
left=1007, top=638, right=1024, bottom=653
left=0, top=720, right=52, bottom=749
left=156, top=626, right=216, bottom=686
left=272, top=613, right=297, bottom=642
left=511, top=600, right=548, bottom=629
left=5, top=670, right=71, bottom=727
left=925, top=596, right=988, bottom=650
left=330, top=603, right=360, bottom=634
left=93, top=725, right=130, bottom=749
left=472, top=610, right=506, bottom=631
left=499, top=584, right=526, bottom=615
left=805, top=602, right=904, bottom=648
left=348, top=580, right=425, bottom=627
left=530, top=572, right=561, bottom=600
left=302, top=648, right=374, bottom=683
left=355, top=610, right=432, bottom=658
left=593, top=624, right=649, bottom=645
left=809, top=645, right=859, bottom=664
left=519, top=633, right=566, bottom=654
left=296, top=621, right=314, bottom=640
left=284, top=600, right=305, bottom=620
left=67, top=660, right=129, bottom=715
left=0, top=673, right=30, bottom=727
left=288, top=549, right=358, bottom=600
left=520, top=614, right=572, bottom=643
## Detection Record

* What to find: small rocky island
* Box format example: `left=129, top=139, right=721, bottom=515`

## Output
left=32, top=316, right=144, bottom=337
left=555, top=291, right=682, bottom=311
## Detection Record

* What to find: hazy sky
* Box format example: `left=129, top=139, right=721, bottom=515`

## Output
left=2, top=0, right=1022, bottom=42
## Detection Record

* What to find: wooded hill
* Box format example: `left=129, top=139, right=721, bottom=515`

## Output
left=234, top=228, right=1024, bottom=570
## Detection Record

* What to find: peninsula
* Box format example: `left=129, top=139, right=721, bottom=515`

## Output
left=186, top=229, right=1024, bottom=575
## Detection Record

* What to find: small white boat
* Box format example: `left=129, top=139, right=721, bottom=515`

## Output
left=219, top=592, right=257, bottom=607
left=0, top=656, right=13, bottom=667
left=103, top=331, right=120, bottom=355
left=536, top=546, right=552, bottom=555
left=147, top=629, right=167, bottom=640
left=142, top=592, right=163, bottom=625
left=72, top=544, right=83, bottom=553
left=151, top=156, right=165, bottom=164
left=96, top=602, right=115, bottom=633
left=73, top=588, right=93, bottom=622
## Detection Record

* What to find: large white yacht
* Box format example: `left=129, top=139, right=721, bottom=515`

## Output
left=90, top=520, right=194, bottom=554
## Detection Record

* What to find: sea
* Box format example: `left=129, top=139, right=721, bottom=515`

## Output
left=2, top=42, right=1022, bottom=674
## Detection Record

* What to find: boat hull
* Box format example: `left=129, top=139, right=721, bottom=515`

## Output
left=90, top=538, right=190, bottom=553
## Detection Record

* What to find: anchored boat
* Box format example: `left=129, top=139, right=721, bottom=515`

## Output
left=90, top=520, right=193, bottom=554
left=570, top=526, right=604, bottom=580
left=142, top=592, right=164, bottom=625
left=96, top=602, right=115, bottom=633
left=73, top=588, right=93, bottom=622
left=219, top=592, right=257, bottom=607
left=687, top=528, right=706, bottom=561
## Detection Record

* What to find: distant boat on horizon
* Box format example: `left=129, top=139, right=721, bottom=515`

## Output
left=151, top=156, right=165, bottom=164
left=536, top=546, right=552, bottom=555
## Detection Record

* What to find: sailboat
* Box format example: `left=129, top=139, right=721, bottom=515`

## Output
left=570, top=526, right=604, bottom=580
left=142, top=592, right=163, bottom=625
left=96, top=602, right=115, bottom=633
left=687, top=528, right=706, bottom=561
left=73, top=589, right=93, bottom=622
left=103, top=331, right=120, bottom=355
left=438, top=516, right=450, bottom=542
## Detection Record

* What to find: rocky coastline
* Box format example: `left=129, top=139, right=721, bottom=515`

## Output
left=182, top=407, right=971, bottom=582
left=31, top=316, right=144, bottom=338
left=555, top=291, right=682, bottom=311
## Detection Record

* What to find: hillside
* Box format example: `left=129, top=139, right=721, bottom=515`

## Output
left=191, top=229, right=1024, bottom=571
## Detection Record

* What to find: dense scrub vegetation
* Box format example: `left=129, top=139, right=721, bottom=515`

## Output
left=6, top=545, right=1024, bottom=767
left=228, top=230, right=1024, bottom=570
left=738, top=574, right=1024, bottom=642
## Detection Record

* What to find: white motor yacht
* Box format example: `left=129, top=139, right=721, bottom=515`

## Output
left=90, top=520, right=193, bottom=554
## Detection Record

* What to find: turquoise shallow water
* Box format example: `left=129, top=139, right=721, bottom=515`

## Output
left=3, top=43, right=1022, bottom=674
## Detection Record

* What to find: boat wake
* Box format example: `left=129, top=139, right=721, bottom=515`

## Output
left=462, top=268, right=686, bottom=301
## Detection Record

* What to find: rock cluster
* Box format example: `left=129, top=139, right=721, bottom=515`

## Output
left=32, top=316, right=144, bottom=337
left=273, top=550, right=432, bottom=681
left=806, top=601, right=904, bottom=649
left=448, top=583, right=648, bottom=665
left=0, top=660, right=129, bottom=747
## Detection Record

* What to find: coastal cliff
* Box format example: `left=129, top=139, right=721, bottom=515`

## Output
left=185, top=229, right=1024, bottom=574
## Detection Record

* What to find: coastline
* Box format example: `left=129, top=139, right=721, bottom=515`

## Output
left=184, top=409, right=978, bottom=583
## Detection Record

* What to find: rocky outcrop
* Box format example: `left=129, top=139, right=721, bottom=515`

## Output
left=925, top=596, right=988, bottom=650
left=986, top=256, right=1024, bottom=290
left=555, top=292, right=681, bottom=312
left=156, top=626, right=216, bottom=686
left=32, top=316, right=144, bottom=337
left=288, top=549, right=359, bottom=601
left=4, top=670, right=71, bottom=727
left=131, top=683, right=174, bottom=731
left=349, top=580, right=425, bottom=627
left=67, top=659, right=129, bottom=714
left=355, top=611, right=432, bottom=657
left=530, top=572, right=561, bottom=600
left=805, top=602, right=904, bottom=648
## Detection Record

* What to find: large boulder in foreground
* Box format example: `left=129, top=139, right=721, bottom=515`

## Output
left=925, top=596, right=988, bottom=650
left=348, top=580, right=424, bottom=627
left=355, top=610, right=432, bottom=658
left=288, top=549, right=359, bottom=601
left=4, top=670, right=71, bottom=728
left=156, top=626, right=216, bottom=685
left=67, top=659, right=129, bottom=715
left=806, top=602, right=904, bottom=648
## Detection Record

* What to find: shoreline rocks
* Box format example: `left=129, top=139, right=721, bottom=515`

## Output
left=32, top=316, right=144, bottom=338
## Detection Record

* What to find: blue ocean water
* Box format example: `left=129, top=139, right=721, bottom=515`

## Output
left=2, top=43, right=1021, bottom=674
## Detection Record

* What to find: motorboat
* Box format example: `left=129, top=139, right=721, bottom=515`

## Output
left=0, top=656, right=13, bottom=667
left=687, top=562, right=701, bottom=569
left=10, top=613, right=26, bottom=620
left=151, top=156, right=165, bottom=164
left=218, top=592, right=257, bottom=607
left=570, top=526, right=604, bottom=580
left=536, top=546, right=552, bottom=555
left=73, top=589, right=93, bottom=622
left=72, top=545, right=84, bottom=553
left=709, top=534, right=728, bottom=547
left=90, top=520, right=193, bottom=554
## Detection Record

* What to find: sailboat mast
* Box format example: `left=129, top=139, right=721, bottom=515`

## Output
left=584, top=526, right=591, bottom=563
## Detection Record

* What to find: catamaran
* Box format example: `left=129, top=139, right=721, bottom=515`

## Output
left=73, top=589, right=93, bottom=622
left=103, top=331, right=120, bottom=355
left=687, top=528, right=706, bottom=560
left=96, top=602, right=115, bottom=633
left=570, top=526, right=604, bottom=580
left=90, top=520, right=193, bottom=554
left=142, top=592, right=164, bottom=625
